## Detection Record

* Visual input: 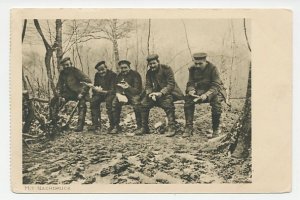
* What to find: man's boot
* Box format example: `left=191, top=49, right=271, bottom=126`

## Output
left=88, top=110, right=101, bottom=131
left=134, top=109, right=142, bottom=130
left=165, top=109, right=176, bottom=137
left=110, top=107, right=121, bottom=134
left=107, top=112, right=114, bottom=134
left=183, top=107, right=194, bottom=137
left=183, top=126, right=193, bottom=138
left=212, top=113, right=221, bottom=138
left=74, top=105, right=87, bottom=132
left=134, top=110, right=150, bottom=136
left=110, top=125, right=121, bottom=134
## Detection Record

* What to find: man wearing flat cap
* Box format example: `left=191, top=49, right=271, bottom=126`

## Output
left=49, top=57, right=92, bottom=132
left=183, top=52, right=226, bottom=138
left=88, top=61, right=117, bottom=132
left=110, top=59, right=143, bottom=134
left=137, top=54, right=184, bottom=137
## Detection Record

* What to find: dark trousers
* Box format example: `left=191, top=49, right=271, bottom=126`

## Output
left=184, top=91, right=222, bottom=131
left=140, top=94, right=176, bottom=129
left=111, top=94, right=142, bottom=128
left=90, top=94, right=114, bottom=127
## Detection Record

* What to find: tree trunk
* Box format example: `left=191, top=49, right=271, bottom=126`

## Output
left=44, top=49, right=57, bottom=97
left=22, top=19, right=27, bottom=43
left=34, top=19, right=58, bottom=97
left=147, top=19, right=151, bottom=55
left=135, top=20, right=139, bottom=70
left=22, top=19, right=28, bottom=89
left=230, top=64, right=251, bottom=158
left=229, top=19, right=252, bottom=158
left=55, top=19, right=63, bottom=72
left=111, top=19, right=120, bottom=72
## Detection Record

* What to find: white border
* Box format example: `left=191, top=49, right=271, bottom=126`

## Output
left=2, top=0, right=300, bottom=199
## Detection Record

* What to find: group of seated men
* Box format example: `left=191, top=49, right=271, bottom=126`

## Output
left=49, top=52, right=226, bottom=138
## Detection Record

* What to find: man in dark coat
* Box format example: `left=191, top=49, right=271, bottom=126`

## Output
left=110, top=60, right=143, bottom=134
left=88, top=61, right=117, bottom=132
left=49, top=57, right=92, bottom=132
left=184, top=52, right=227, bottom=138
left=137, top=54, right=184, bottom=137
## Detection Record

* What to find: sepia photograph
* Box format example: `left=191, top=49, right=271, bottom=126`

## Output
left=10, top=9, right=291, bottom=193
left=21, top=17, right=251, bottom=185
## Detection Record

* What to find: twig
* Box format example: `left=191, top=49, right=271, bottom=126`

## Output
left=32, top=97, right=49, bottom=103
left=181, top=19, right=192, bottom=59
left=25, top=75, right=35, bottom=98
left=23, top=133, right=40, bottom=138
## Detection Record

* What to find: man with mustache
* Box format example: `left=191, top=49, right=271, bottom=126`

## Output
left=110, top=60, right=143, bottom=134
left=137, top=54, right=184, bottom=137
left=184, top=52, right=226, bottom=138
left=49, top=57, right=92, bottom=132
left=88, top=61, right=117, bottom=133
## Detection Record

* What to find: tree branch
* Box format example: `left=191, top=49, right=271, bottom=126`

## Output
left=22, top=19, right=27, bottom=43
left=181, top=19, right=193, bottom=59
left=34, top=19, right=51, bottom=50
left=243, top=18, right=251, bottom=52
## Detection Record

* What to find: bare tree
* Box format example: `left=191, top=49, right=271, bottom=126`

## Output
left=203, top=19, right=251, bottom=159
left=34, top=19, right=58, bottom=97
left=80, top=19, right=135, bottom=71
left=228, top=19, right=252, bottom=158
left=147, top=19, right=151, bottom=55
left=134, top=20, right=139, bottom=70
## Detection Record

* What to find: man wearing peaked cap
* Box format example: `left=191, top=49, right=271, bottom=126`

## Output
left=146, top=53, right=159, bottom=62
left=192, top=52, right=207, bottom=60
left=183, top=52, right=227, bottom=138
left=118, top=60, right=131, bottom=66
left=137, top=53, right=184, bottom=137
left=60, top=57, right=71, bottom=65
left=94, top=60, right=106, bottom=69
left=88, top=61, right=117, bottom=133
left=110, top=59, right=143, bottom=134
left=49, top=56, right=92, bottom=133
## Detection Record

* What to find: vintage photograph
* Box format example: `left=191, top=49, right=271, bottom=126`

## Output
left=21, top=18, right=252, bottom=185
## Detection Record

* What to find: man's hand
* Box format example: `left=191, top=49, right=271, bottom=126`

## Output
left=188, top=90, right=196, bottom=96
left=78, top=94, right=83, bottom=99
left=149, top=93, right=156, bottom=101
left=93, top=86, right=103, bottom=93
left=149, top=92, right=163, bottom=101
left=59, top=97, right=65, bottom=104
left=117, top=81, right=130, bottom=89
left=199, top=94, right=207, bottom=101
left=155, top=92, right=163, bottom=98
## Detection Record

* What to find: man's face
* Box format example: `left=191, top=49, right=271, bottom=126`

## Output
left=120, top=64, right=130, bottom=74
left=62, top=60, right=72, bottom=69
left=148, top=60, right=159, bottom=71
left=96, top=64, right=107, bottom=77
left=194, top=58, right=207, bottom=70
left=59, top=60, right=72, bottom=72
